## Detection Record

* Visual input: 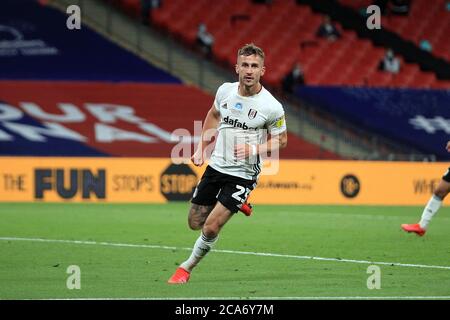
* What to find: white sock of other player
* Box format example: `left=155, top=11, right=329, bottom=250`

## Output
left=419, top=194, right=442, bottom=229
left=180, top=232, right=218, bottom=273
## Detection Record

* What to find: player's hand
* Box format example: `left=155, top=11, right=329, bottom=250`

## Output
left=446, top=141, right=450, bottom=153
left=191, top=148, right=204, bottom=167
left=234, top=144, right=253, bottom=160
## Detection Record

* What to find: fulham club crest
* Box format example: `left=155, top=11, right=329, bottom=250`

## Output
left=248, top=109, right=257, bottom=119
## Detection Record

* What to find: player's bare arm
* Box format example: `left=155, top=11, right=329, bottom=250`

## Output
left=234, top=131, right=288, bottom=160
left=191, top=105, right=221, bottom=167
left=446, top=140, right=450, bottom=152
left=188, top=105, right=221, bottom=229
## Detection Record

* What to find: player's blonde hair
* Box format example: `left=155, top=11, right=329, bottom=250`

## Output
left=237, top=43, right=265, bottom=61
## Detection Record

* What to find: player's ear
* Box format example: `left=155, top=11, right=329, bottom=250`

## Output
left=235, top=55, right=241, bottom=74
left=261, top=65, right=266, bottom=77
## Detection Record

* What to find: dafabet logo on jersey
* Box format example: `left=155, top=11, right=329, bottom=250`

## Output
left=223, top=116, right=256, bottom=130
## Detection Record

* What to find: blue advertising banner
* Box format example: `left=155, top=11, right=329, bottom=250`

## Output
left=0, top=0, right=180, bottom=83
left=295, top=86, right=450, bottom=160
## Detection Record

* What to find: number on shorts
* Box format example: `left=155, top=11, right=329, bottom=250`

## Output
left=232, top=185, right=250, bottom=203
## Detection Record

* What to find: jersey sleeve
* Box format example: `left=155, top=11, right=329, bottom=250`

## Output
left=213, top=83, right=231, bottom=111
left=267, top=103, right=287, bottom=135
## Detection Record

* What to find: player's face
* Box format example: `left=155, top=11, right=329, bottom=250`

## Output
left=235, top=54, right=265, bottom=88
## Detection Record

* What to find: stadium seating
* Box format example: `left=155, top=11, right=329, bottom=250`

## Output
left=0, top=0, right=339, bottom=160
left=111, top=0, right=448, bottom=89
left=338, top=0, right=450, bottom=63
left=380, top=0, right=450, bottom=62
left=338, top=0, right=373, bottom=11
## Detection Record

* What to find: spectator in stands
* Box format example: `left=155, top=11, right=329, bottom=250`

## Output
left=389, top=0, right=411, bottom=15
left=378, top=49, right=400, bottom=74
left=316, top=16, right=341, bottom=41
left=141, top=0, right=162, bottom=25
left=419, top=39, right=432, bottom=52
left=282, top=62, right=305, bottom=94
left=196, top=23, right=215, bottom=58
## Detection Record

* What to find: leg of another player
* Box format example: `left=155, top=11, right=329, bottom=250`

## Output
left=402, top=178, right=450, bottom=236
left=419, top=179, right=450, bottom=230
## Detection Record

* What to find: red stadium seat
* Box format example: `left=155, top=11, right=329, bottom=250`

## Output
left=113, top=0, right=444, bottom=89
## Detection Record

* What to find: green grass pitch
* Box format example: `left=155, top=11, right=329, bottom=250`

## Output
left=0, top=203, right=449, bottom=300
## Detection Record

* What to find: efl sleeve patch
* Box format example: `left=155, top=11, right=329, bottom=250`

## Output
left=275, top=115, right=285, bottom=128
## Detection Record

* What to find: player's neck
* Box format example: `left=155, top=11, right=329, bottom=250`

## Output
left=238, top=82, right=262, bottom=97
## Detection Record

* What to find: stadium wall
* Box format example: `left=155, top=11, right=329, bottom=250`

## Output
left=0, top=157, right=447, bottom=206
left=295, top=86, right=450, bottom=161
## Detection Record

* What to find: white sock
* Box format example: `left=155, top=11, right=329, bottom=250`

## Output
left=419, top=194, right=442, bottom=229
left=180, top=232, right=218, bottom=273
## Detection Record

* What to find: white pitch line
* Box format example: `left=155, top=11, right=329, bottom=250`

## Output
left=1, top=236, right=450, bottom=271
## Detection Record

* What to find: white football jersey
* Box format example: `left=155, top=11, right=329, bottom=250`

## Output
left=209, top=82, right=287, bottom=180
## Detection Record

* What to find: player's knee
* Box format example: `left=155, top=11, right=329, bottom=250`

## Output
left=434, top=188, right=449, bottom=200
left=202, top=222, right=219, bottom=238
left=434, top=180, right=450, bottom=199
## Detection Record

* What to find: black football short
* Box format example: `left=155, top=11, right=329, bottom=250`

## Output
left=191, top=166, right=257, bottom=213
left=443, top=167, right=450, bottom=183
